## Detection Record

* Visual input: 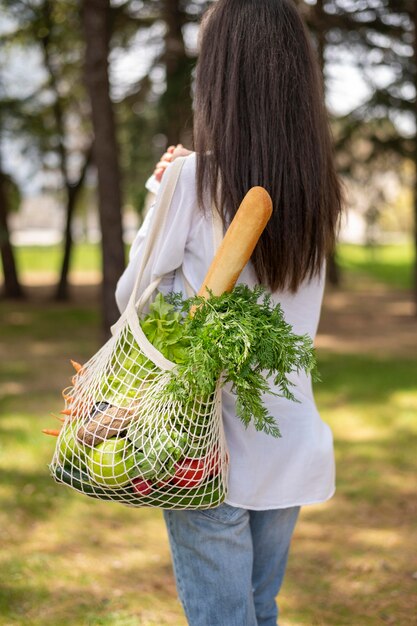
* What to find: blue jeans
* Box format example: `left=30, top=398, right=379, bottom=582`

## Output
left=163, top=503, right=300, bottom=626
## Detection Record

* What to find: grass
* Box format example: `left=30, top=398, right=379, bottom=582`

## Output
left=282, top=352, right=417, bottom=626
left=338, top=242, right=414, bottom=290
left=12, top=244, right=102, bottom=275
left=1, top=290, right=416, bottom=625
left=3, top=242, right=414, bottom=290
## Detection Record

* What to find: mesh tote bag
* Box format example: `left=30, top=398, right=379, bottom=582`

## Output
left=49, top=157, right=229, bottom=509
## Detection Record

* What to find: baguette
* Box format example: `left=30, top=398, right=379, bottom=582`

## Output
left=198, top=186, right=272, bottom=299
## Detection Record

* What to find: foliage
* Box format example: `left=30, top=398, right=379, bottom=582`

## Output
left=0, top=0, right=90, bottom=182
left=298, top=0, right=414, bottom=163
left=164, top=286, right=317, bottom=438
left=114, top=0, right=210, bottom=212
left=296, top=0, right=416, bottom=296
left=1, top=0, right=416, bottom=299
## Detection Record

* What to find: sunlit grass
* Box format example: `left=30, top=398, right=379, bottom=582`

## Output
left=338, top=242, right=414, bottom=290
left=11, top=243, right=102, bottom=274
left=3, top=242, right=414, bottom=291
left=279, top=352, right=417, bottom=626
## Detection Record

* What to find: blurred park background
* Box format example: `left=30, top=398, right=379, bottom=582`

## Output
left=0, top=1, right=416, bottom=625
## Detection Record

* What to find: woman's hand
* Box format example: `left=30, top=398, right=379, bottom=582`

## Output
left=153, top=144, right=192, bottom=182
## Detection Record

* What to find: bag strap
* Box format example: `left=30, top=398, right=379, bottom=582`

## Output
left=111, top=158, right=185, bottom=337
left=128, top=157, right=187, bottom=308
left=129, top=156, right=222, bottom=304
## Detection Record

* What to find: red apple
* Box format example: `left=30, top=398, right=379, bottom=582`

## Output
left=132, top=477, right=153, bottom=496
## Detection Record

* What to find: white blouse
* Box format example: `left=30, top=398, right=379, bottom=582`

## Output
left=115, top=153, right=335, bottom=510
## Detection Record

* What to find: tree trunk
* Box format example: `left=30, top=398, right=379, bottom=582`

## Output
left=414, top=160, right=417, bottom=312
left=55, top=146, right=92, bottom=301
left=0, top=171, right=24, bottom=299
left=412, top=2, right=417, bottom=312
left=40, top=0, right=94, bottom=302
left=82, top=0, right=125, bottom=334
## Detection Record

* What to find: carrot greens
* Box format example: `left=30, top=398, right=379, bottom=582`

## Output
left=162, top=285, right=317, bottom=438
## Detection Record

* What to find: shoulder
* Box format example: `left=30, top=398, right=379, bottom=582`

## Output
left=154, top=153, right=198, bottom=233
left=164, top=152, right=198, bottom=216
left=174, top=152, right=197, bottom=191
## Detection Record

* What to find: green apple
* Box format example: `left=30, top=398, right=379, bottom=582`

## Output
left=87, top=438, right=136, bottom=488
left=58, top=422, right=85, bottom=467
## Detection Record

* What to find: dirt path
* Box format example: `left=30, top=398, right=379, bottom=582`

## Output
left=318, top=278, right=417, bottom=358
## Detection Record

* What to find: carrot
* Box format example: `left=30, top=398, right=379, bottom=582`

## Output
left=42, top=429, right=61, bottom=437
left=60, top=401, right=89, bottom=418
left=62, top=390, right=74, bottom=402
left=70, top=360, right=83, bottom=373
left=50, top=413, right=65, bottom=423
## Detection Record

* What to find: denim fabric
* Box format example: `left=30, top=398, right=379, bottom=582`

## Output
left=163, top=503, right=300, bottom=626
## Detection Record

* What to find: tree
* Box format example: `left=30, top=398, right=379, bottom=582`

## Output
left=0, top=162, right=24, bottom=298
left=409, top=1, right=417, bottom=305
left=36, top=0, right=93, bottom=300
left=157, top=0, right=194, bottom=145
left=0, top=0, right=92, bottom=300
left=83, top=0, right=125, bottom=333
left=0, top=29, right=25, bottom=299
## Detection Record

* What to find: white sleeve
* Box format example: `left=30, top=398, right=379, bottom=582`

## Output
left=115, top=154, right=197, bottom=314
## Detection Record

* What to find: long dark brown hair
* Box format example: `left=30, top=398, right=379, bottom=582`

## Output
left=194, top=0, right=343, bottom=292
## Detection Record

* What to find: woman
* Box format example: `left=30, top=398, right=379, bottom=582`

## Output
left=116, top=1, right=343, bottom=624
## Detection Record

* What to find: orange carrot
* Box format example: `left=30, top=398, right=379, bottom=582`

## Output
left=62, top=389, right=74, bottom=402
left=61, top=399, right=89, bottom=416
left=42, top=429, right=61, bottom=437
left=50, top=413, right=65, bottom=422
left=70, top=360, right=83, bottom=373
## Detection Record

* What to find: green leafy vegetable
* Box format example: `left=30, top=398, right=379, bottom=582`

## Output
left=140, top=293, right=191, bottom=364
left=97, top=294, right=191, bottom=403
left=164, top=285, right=317, bottom=438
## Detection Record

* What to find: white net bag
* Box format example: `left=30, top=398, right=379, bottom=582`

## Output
left=49, top=312, right=227, bottom=509
left=49, top=158, right=228, bottom=509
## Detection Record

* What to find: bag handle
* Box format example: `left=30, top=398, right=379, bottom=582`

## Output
left=129, top=157, right=187, bottom=307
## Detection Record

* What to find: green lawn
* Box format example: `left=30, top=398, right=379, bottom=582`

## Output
left=12, top=243, right=102, bottom=274
left=6, top=242, right=414, bottom=291
left=0, top=294, right=416, bottom=625
left=338, top=242, right=414, bottom=290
